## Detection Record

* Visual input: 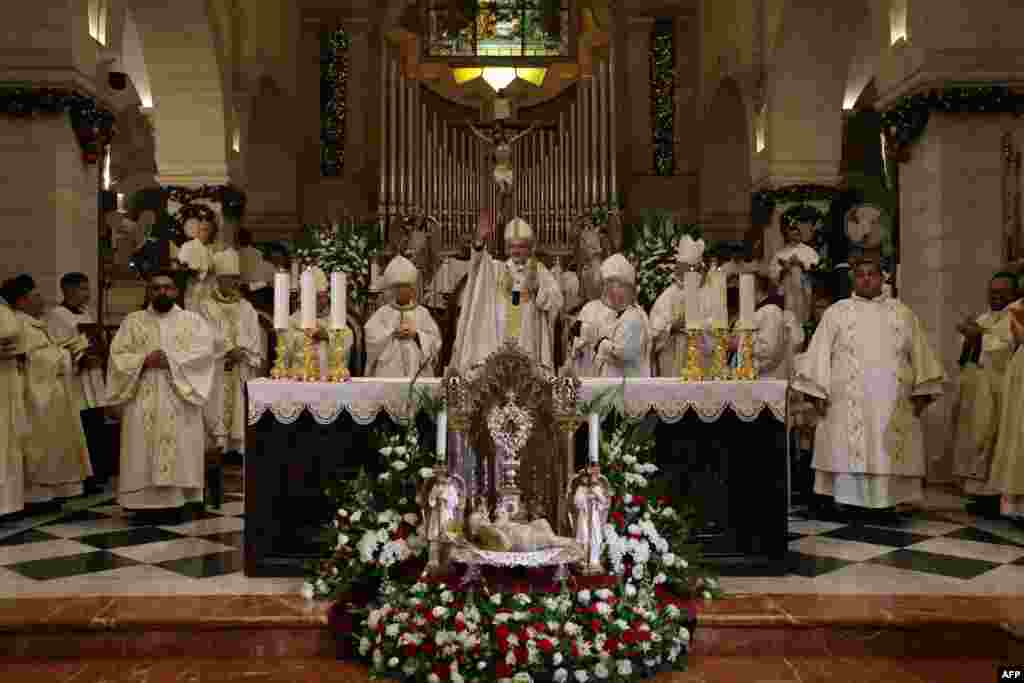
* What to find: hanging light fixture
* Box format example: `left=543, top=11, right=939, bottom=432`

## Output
left=481, top=67, right=517, bottom=92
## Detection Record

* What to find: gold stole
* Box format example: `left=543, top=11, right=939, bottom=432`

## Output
left=497, top=260, right=535, bottom=342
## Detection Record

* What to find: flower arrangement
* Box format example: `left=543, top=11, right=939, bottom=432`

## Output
left=624, top=211, right=704, bottom=309
left=598, top=418, right=721, bottom=600
left=306, top=424, right=438, bottom=601
left=359, top=577, right=692, bottom=682
left=292, top=220, right=383, bottom=317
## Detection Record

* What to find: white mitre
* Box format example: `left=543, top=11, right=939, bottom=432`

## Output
left=504, top=217, right=534, bottom=242
left=383, top=255, right=418, bottom=288
left=212, top=248, right=241, bottom=276
left=600, top=253, right=635, bottom=286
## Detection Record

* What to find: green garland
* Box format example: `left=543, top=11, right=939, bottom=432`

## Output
left=650, top=20, right=675, bottom=176
left=164, top=185, right=247, bottom=221
left=292, top=220, right=384, bottom=316
left=881, top=85, right=1024, bottom=160
left=0, top=85, right=116, bottom=164
left=624, top=211, right=703, bottom=309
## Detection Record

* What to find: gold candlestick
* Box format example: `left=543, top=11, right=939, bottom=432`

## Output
left=328, top=328, right=352, bottom=382
left=710, top=327, right=731, bottom=380
left=270, top=333, right=289, bottom=380
left=733, top=326, right=756, bottom=381
left=682, top=329, right=704, bottom=382
left=300, top=330, right=319, bottom=382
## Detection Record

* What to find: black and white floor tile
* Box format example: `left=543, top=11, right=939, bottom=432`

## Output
left=1, top=485, right=1023, bottom=596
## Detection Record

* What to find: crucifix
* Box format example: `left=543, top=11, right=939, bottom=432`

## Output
left=467, top=119, right=539, bottom=197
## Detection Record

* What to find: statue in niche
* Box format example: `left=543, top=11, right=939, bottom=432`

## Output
left=569, top=467, right=611, bottom=574
left=770, top=205, right=822, bottom=326
left=467, top=120, right=539, bottom=195
left=574, top=223, right=607, bottom=306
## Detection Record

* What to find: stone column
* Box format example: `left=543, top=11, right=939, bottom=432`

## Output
left=896, top=113, right=1024, bottom=483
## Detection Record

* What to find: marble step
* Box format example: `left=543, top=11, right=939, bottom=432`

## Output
left=0, top=594, right=1021, bottom=660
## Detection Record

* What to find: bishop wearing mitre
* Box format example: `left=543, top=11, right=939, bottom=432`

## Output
left=1, top=276, right=92, bottom=505
left=198, top=250, right=265, bottom=455
left=793, top=255, right=945, bottom=515
left=365, top=256, right=442, bottom=377
left=572, top=254, right=651, bottom=378
left=106, top=271, right=220, bottom=521
left=450, top=211, right=562, bottom=373
left=649, top=235, right=704, bottom=376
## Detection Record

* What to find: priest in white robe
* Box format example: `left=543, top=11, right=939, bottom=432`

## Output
left=284, top=267, right=353, bottom=378
left=365, top=256, right=442, bottom=377
left=106, top=271, right=219, bottom=521
left=45, top=272, right=111, bottom=492
left=0, top=288, right=26, bottom=517
left=793, top=255, right=946, bottom=515
left=199, top=250, right=265, bottom=455
left=950, top=273, right=1018, bottom=512
left=571, top=254, right=651, bottom=378
left=746, top=272, right=805, bottom=380
left=450, top=212, right=562, bottom=374
left=988, top=294, right=1024, bottom=519
left=4, top=275, right=92, bottom=505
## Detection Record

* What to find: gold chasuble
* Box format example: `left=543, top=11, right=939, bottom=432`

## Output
left=107, top=305, right=218, bottom=509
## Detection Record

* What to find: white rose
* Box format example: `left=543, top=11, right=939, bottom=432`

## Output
left=577, top=590, right=591, bottom=604
left=617, top=660, right=632, bottom=676
left=574, top=671, right=589, bottom=683
left=512, top=673, right=533, bottom=682
left=300, top=582, right=315, bottom=600
left=441, top=590, right=454, bottom=603
left=595, top=589, right=613, bottom=600
left=394, top=446, right=407, bottom=455
left=403, top=513, right=420, bottom=525
left=379, top=472, right=391, bottom=482
left=623, top=494, right=633, bottom=505
left=595, top=602, right=611, bottom=616
left=654, top=573, right=667, bottom=585
left=420, top=467, right=435, bottom=478
left=388, top=656, right=399, bottom=667
left=337, top=508, right=348, bottom=518
left=625, top=583, right=637, bottom=597
left=350, top=510, right=362, bottom=523
left=380, top=446, right=394, bottom=456
left=554, top=669, right=568, bottom=683
left=679, top=627, right=690, bottom=643
left=662, top=553, right=676, bottom=567
left=490, top=593, right=502, bottom=605
left=553, top=652, right=564, bottom=666
left=593, top=662, right=609, bottom=679
left=392, top=460, right=408, bottom=471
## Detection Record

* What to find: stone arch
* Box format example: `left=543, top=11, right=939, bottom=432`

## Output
left=126, top=0, right=231, bottom=186
left=764, top=0, right=875, bottom=185
left=700, top=78, right=752, bottom=240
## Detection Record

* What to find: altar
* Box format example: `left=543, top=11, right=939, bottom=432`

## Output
left=244, top=377, right=790, bottom=576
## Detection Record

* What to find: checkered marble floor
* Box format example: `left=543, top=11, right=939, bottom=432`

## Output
left=0, top=485, right=1022, bottom=597
left=721, top=486, right=1024, bottom=595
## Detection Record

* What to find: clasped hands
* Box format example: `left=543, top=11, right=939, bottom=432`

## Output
left=956, top=316, right=983, bottom=339
left=142, top=350, right=169, bottom=370
left=394, top=322, right=417, bottom=340
left=0, top=337, right=19, bottom=360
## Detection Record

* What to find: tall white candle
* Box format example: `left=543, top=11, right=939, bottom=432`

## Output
left=710, top=271, right=727, bottom=328
left=331, top=272, right=346, bottom=330
left=273, top=272, right=290, bottom=330
left=300, top=268, right=316, bottom=329
left=436, top=409, right=447, bottom=459
left=684, top=271, right=702, bottom=330
left=588, top=412, right=600, bottom=463
left=290, top=261, right=300, bottom=290
left=739, top=273, right=755, bottom=327
left=370, top=261, right=382, bottom=292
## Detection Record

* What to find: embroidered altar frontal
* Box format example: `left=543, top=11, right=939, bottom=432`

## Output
left=244, top=378, right=789, bottom=576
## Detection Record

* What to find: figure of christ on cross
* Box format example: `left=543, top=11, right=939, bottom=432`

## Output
left=467, top=119, right=539, bottom=203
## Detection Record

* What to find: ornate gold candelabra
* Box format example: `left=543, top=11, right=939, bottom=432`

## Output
left=300, top=330, right=319, bottom=382
left=733, top=324, right=757, bottom=381
left=270, top=333, right=289, bottom=379
left=327, top=328, right=352, bottom=382
left=709, top=327, right=731, bottom=380
left=683, top=328, right=705, bottom=382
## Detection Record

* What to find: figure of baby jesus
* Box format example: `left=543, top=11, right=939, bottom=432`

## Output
left=467, top=503, right=575, bottom=552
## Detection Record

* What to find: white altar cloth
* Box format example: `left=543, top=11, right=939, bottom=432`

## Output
left=247, top=377, right=788, bottom=426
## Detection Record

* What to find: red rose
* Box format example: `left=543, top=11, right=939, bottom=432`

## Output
left=432, top=663, right=449, bottom=680
left=537, top=638, right=554, bottom=654
left=421, top=642, right=435, bottom=656
left=454, top=620, right=466, bottom=633
left=403, top=643, right=416, bottom=658
left=532, top=622, right=546, bottom=633
left=633, top=495, right=646, bottom=506
left=590, top=619, right=602, bottom=632
left=606, top=638, right=620, bottom=653
left=496, top=624, right=510, bottom=641
left=623, top=630, right=637, bottom=644
left=394, top=525, right=409, bottom=540
left=496, top=662, right=512, bottom=678
left=657, top=496, right=670, bottom=505
left=515, top=646, right=528, bottom=665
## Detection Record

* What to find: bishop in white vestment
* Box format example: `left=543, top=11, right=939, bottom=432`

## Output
left=747, top=272, right=804, bottom=380
left=177, top=219, right=218, bottom=312
left=5, top=277, right=92, bottom=503
left=199, top=251, right=265, bottom=454
left=450, top=214, right=562, bottom=373
left=793, top=257, right=945, bottom=511
left=988, top=296, right=1024, bottom=518
left=107, top=272, right=219, bottom=513
left=572, top=254, right=651, bottom=378
left=950, top=273, right=1018, bottom=503
left=365, top=256, right=442, bottom=377
left=0, top=295, right=26, bottom=516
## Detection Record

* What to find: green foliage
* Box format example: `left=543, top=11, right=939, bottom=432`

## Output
left=292, top=221, right=383, bottom=316
left=624, top=211, right=703, bottom=309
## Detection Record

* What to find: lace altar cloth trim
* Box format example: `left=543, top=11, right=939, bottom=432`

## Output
left=448, top=540, right=585, bottom=568
left=247, top=377, right=788, bottom=426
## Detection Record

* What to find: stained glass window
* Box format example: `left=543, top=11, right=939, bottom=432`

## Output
left=650, top=19, right=675, bottom=176
left=425, top=0, right=570, bottom=59
left=320, top=28, right=350, bottom=177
